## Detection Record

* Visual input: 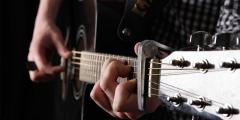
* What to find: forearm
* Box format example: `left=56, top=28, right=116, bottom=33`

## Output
left=36, top=0, right=62, bottom=23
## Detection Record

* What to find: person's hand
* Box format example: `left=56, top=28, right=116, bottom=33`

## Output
left=90, top=43, right=162, bottom=120
left=28, top=19, right=72, bottom=82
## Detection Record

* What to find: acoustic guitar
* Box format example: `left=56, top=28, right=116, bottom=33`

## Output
left=62, top=39, right=240, bottom=120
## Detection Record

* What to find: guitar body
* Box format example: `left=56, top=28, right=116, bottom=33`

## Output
left=61, top=0, right=131, bottom=120
left=60, top=0, right=97, bottom=120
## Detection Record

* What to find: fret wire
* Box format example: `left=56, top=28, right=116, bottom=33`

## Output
left=90, top=54, right=92, bottom=81
left=97, top=54, right=100, bottom=81
left=94, top=54, right=96, bottom=82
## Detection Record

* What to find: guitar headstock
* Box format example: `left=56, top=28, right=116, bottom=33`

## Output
left=137, top=33, right=240, bottom=119
left=155, top=50, right=240, bottom=119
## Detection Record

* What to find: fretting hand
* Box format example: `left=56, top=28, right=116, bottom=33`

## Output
left=90, top=43, right=162, bottom=120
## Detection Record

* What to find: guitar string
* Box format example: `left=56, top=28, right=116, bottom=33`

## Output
left=71, top=54, right=231, bottom=72
left=71, top=61, right=229, bottom=76
left=71, top=66, right=225, bottom=108
left=72, top=51, right=137, bottom=61
left=71, top=64, right=226, bottom=107
left=71, top=51, right=234, bottom=108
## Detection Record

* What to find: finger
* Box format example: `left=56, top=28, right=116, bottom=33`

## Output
left=28, top=51, right=47, bottom=82
left=91, top=81, right=128, bottom=119
left=90, top=81, right=116, bottom=117
left=33, top=46, right=64, bottom=76
left=100, top=59, right=132, bottom=103
left=51, top=29, right=72, bottom=59
left=114, top=79, right=145, bottom=120
left=113, top=79, right=139, bottom=112
left=29, top=70, right=54, bottom=82
left=125, top=111, right=145, bottom=120
left=134, top=42, right=141, bottom=55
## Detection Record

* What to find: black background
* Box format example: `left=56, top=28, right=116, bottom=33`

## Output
left=0, top=0, right=135, bottom=120
left=0, top=0, right=58, bottom=120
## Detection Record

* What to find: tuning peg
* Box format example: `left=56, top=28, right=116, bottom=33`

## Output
left=190, top=96, right=212, bottom=110
left=216, top=104, right=239, bottom=117
left=189, top=31, right=213, bottom=51
left=167, top=93, right=187, bottom=106
left=171, top=57, right=191, bottom=68
left=221, top=59, right=240, bottom=71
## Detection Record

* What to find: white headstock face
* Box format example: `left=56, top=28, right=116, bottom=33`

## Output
left=154, top=50, right=240, bottom=119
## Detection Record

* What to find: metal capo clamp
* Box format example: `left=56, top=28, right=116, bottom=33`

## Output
left=137, top=40, right=174, bottom=111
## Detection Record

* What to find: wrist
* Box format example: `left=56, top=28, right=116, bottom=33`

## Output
left=36, top=0, right=62, bottom=23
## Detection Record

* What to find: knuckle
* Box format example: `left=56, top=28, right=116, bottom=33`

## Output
left=90, top=90, right=97, bottom=100
left=99, top=78, right=108, bottom=92
left=105, top=58, right=116, bottom=64
left=102, top=58, right=117, bottom=69
left=112, top=102, right=121, bottom=112
left=113, top=85, right=126, bottom=112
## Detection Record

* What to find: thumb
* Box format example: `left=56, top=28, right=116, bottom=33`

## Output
left=51, top=30, right=72, bottom=59
left=134, top=42, right=141, bottom=55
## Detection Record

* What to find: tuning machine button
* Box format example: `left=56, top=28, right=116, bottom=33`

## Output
left=189, top=31, right=213, bottom=51
left=167, top=93, right=187, bottom=106
left=216, top=104, right=239, bottom=117
left=190, top=97, right=212, bottom=110
left=213, top=32, right=232, bottom=50
left=213, top=32, right=240, bottom=50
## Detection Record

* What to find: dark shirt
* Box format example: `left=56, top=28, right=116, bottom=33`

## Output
left=117, top=0, right=240, bottom=120
left=118, top=0, right=240, bottom=50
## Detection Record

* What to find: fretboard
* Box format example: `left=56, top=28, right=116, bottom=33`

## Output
left=71, top=51, right=137, bottom=83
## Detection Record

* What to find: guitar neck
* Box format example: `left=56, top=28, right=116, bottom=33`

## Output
left=71, top=51, right=137, bottom=83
